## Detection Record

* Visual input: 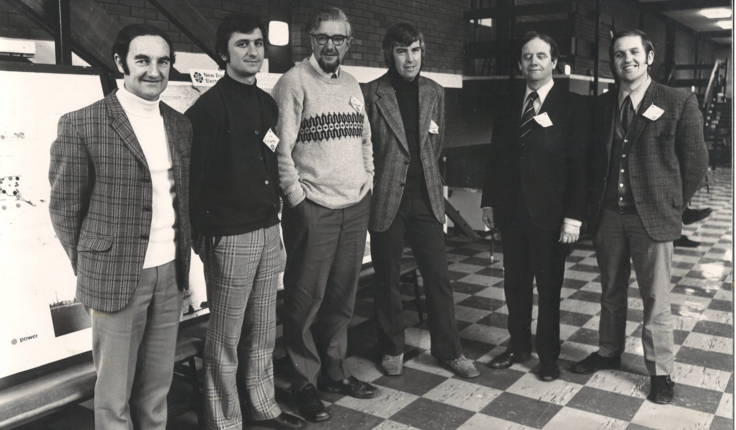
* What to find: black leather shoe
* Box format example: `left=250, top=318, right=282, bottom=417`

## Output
left=539, top=362, right=560, bottom=381
left=674, top=235, right=701, bottom=248
left=487, top=350, right=532, bottom=369
left=256, top=413, right=307, bottom=429
left=293, top=384, right=330, bottom=422
left=682, top=207, right=712, bottom=225
left=318, top=375, right=379, bottom=399
left=647, top=375, right=675, bottom=404
left=570, top=352, right=620, bottom=374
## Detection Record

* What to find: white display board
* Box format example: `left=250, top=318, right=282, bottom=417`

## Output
left=0, top=68, right=106, bottom=379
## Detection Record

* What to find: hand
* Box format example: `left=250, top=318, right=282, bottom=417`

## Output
left=482, top=207, right=494, bottom=230
left=559, top=222, right=580, bottom=243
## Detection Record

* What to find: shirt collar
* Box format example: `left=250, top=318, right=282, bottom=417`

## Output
left=524, top=79, right=554, bottom=106
left=309, top=54, right=339, bottom=79
left=618, top=75, right=651, bottom=112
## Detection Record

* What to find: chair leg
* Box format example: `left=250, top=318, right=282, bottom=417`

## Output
left=412, top=270, right=424, bottom=328
left=188, top=356, right=205, bottom=430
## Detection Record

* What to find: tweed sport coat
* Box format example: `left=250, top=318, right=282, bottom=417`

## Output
left=481, top=83, right=589, bottom=231
left=588, top=81, right=709, bottom=241
left=49, top=90, right=193, bottom=313
left=362, top=74, right=446, bottom=232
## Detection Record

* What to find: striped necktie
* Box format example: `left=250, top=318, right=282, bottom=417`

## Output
left=520, top=91, right=539, bottom=138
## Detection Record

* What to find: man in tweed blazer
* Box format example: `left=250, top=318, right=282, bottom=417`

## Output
left=49, top=24, right=191, bottom=429
left=362, top=23, right=478, bottom=379
left=571, top=30, right=708, bottom=405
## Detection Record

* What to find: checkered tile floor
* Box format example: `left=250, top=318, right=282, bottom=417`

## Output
left=264, top=168, right=733, bottom=430
left=23, top=169, right=732, bottom=430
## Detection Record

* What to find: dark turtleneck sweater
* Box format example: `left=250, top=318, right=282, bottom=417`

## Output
left=186, top=72, right=280, bottom=237
left=389, top=70, right=427, bottom=200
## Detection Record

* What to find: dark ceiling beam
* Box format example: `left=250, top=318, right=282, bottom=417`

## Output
left=465, top=1, right=575, bottom=21
left=6, top=0, right=120, bottom=71
left=698, top=30, right=732, bottom=38
left=148, top=0, right=219, bottom=65
left=640, top=0, right=732, bottom=13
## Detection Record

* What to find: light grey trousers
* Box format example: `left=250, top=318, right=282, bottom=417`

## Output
left=86, top=260, right=182, bottom=430
left=593, top=209, right=675, bottom=375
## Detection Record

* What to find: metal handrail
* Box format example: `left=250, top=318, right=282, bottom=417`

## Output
left=702, top=59, right=723, bottom=113
left=665, top=61, right=677, bottom=86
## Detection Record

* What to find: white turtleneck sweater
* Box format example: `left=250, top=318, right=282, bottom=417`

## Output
left=117, top=87, right=177, bottom=269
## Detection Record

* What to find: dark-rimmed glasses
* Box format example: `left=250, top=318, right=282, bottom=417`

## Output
left=310, top=34, right=347, bottom=46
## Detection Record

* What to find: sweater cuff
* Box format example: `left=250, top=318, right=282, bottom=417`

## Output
left=285, top=186, right=306, bottom=208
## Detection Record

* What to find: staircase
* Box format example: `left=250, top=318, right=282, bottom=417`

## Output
left=667, top=60, right=731, bottom=169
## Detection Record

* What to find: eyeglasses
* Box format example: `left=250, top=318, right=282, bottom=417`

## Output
left=310, top=34, right=348, bottom=46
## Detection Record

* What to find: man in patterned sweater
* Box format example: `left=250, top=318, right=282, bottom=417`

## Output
left=272, top=7, right=376, bottom=423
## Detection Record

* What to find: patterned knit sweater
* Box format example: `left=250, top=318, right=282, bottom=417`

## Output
left=272, top=58, right=373, bottom=209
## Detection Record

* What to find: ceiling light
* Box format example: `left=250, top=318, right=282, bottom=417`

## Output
left=701, top=8, right=732, bottom=19
left=269, top=21, right=289, bottom=46
left=715, top=20, right=732, bottom=29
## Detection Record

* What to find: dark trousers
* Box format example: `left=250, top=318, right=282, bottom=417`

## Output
left=500, top=218, right=568, bottom=364
left=370, top=196, right=463, bottom=361
left=281, top=194, right=370, bottom=391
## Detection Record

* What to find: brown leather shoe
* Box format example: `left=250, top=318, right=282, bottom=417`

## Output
left=647, top=375, right=675, bottom=404
left=570, top=352, right=620, bottom=374
left=293, top=384, right=330, bottom=422
left=487, top=350, right=532, bottom=369
left=318, top=376, right=379, bottom=399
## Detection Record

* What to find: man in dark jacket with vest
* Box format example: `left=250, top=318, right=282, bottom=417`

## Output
left=186, top=13, right=304, bottom=430
left=571, top=30, right=708, bottom=405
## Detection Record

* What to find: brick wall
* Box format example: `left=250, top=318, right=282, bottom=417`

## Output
left=0, top=0, right=468, bottom=75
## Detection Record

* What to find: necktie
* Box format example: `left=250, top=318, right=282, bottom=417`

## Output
left=621, top=95, right=634, bottom=134
left=520, top=91, right=539, bottom=138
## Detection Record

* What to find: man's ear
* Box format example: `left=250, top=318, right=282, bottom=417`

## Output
left=646, top=50, right=654, bottom=66
left=114, top=54, right=125, bottom=74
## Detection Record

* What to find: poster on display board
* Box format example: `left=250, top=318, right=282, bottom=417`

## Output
left=0, top=66, right=106, bottom=380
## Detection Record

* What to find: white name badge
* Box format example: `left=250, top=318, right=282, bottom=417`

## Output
left=533, top=112, right=553, bottom=127
left=429, top=120, right=439, bottom=134
left=350, top=96, right=363, bottom=113
left=263, top=128, right=279, bottom=152
left=642, top=104, right=665, bottom=121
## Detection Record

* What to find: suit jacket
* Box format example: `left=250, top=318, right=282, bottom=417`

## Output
left=362, top=73, right=446, bottom=232
left=49, top=90, right=193, bottom=313
left=588, top=80, right=709, bottom=241
left=481, top=82, right=589, bottom=231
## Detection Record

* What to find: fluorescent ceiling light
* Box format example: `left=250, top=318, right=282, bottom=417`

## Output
left=471, top=18, right=492, bottom=27
left=715, top=20, right=732, bottom=29
left=269, top=21, right=289, bottom=46
left=700, top=8, right=732, bottom=19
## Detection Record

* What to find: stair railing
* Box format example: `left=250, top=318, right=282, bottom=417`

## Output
left=702, top=59, right=723, bottom=113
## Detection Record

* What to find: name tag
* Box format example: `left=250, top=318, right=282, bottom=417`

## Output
left=350, top=96, right=363, bottom=113
left=429, top=120, right=439, bottom=134
left=533, top=112, right=553, bottom=127
left=642, top=104, right=664, bottom=121
left=263, top=128, right=279, bottom=152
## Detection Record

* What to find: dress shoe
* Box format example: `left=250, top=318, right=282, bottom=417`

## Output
left=318, top=375, right=379, bottom=399
left=293, top=383, right=330, bottom=422
left=570, top=352, right=620, bottom=374
left=439, top=355, right=480, bottom=378
left=647, top=375, right=675, bottom=404
left=255, top=413, right=307, bottom=429
left=487, top=350, right=531, bottom=369
left=381, top=353, right=404, bottom=376
left=674, top=235, right=701, bottom=248
left=682, top=207, right=712, bottom=225
left=539, top=361, right=560, bottom=381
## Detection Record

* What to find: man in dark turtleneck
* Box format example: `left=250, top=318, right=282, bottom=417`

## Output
left=185, top=13, right=304, bottom=430
left=363, top=23, right=479, bottom=379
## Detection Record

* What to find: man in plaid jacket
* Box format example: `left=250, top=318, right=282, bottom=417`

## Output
left=49, top=24, right=192, bottom=429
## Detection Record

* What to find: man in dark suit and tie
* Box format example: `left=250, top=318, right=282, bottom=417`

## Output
left=49, top=24, right=192, bottom=429
left=571, top=30, right=708, bottom=405
left=481, top=32, right=589, bottom=381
